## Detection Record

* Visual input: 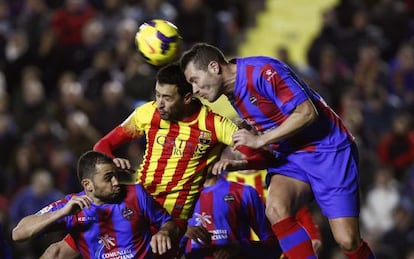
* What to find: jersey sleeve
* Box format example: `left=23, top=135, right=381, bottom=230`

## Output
left=213, top=114, right=238, bottom=146
left=129, top=102, right=155, bottom=137
left=258, top=62, right=310, bottom=116
left=35, top=195, right=74, bottom=230
left=135, top=185, right=172, bottom=229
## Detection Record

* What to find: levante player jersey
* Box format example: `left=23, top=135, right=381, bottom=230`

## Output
left=37, top=184, right=172, bottom=259
left=185, top=178, right=275, bottom=256
left=129, top=101, right=238, bottom=220
left=231, top=57, right=354, bottom=153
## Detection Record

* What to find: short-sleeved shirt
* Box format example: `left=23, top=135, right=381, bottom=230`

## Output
left=37, top=184, right=172, bottom=259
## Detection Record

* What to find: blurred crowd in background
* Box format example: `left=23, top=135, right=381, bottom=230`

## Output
left=0, top=0, right=414, bottom=258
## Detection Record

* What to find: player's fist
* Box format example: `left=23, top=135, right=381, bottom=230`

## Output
left=63, top=195, right=92, bottom=215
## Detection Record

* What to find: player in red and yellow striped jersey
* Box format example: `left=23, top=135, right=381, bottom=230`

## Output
left=108, top=100, right=236, bottom=221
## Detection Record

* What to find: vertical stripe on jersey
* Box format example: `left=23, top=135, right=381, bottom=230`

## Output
left=226, top=183, right=241, bottom=241
left=156, top=121, right=200, bottom=209
left=146, top=122, right=180, bottom=194
left=170, top=110, right=219, bottom=218
left=200, top=191, right=215, bottom=232
left=72, top=210, right=92, bottom=259
left=97, top=207, right=119, bottom=257
left=125, top=186, right=144, bottom=258
left=140, top=110, right=161, bottom=184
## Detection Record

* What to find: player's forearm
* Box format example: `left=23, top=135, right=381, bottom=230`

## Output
left=12, top=209, right=66, bottom=242
left=260, top=101, right=317, bottom=147
left=159, top=221, right=180, bottom=240
left=94, top=125, right=135, bottom=157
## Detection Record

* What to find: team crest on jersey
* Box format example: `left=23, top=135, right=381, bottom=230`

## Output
left=199, top=131, right=212, bottom=144
left=122, top=207, right=134, bottom=220
left=223, top=194, right=235, bottom=202
left=249, top=95, right=257, bottom=105
left=195, top=212, right=212, bottom=227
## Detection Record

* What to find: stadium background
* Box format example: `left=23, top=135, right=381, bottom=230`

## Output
left=1, top=0, right=414, bottom=258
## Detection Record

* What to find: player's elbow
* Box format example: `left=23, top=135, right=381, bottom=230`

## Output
left=12, top=225, right=29, bottom=242
left=302, top=102, right=318, bottom=126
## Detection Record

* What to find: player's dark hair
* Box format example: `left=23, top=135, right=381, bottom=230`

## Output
left=77, top=151, right=113, bottom=182
left=156, top=62, right=192, bottom=96
left=180, top=43, right=227, bottom=71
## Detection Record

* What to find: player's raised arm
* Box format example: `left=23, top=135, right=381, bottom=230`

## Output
left=12, top=195, right=92, bottom=242
left=93, top=111, right=140, bottom=157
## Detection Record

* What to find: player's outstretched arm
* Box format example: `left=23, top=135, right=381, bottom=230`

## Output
left=150, top=221, right=179, bottom=255
left=12, top=195, right=92, bottom=242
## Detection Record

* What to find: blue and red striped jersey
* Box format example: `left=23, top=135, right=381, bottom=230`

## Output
left=37, top=184, right=172, bottom=259
left=185, top=178, right=275, bottom=256
left=231, top=57, right=354, bottom=153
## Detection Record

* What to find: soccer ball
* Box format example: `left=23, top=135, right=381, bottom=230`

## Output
left=135, top=19, right=181, bottom=66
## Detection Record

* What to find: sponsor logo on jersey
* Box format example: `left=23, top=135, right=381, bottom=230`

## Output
left=195, top=212, right=212, bottom=228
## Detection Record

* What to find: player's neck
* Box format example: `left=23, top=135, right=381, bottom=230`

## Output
left=222, top=63, right=237, bottom=96
left=180, top=99, right=201, bottom=122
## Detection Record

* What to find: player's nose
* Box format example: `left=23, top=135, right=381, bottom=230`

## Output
left=192, top=84, right=200, bottom=94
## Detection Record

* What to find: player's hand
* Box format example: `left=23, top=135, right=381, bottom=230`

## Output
left=212, top=159, right=248, bottom=175
left=311, top=239, right=322, bottom=253
left=62, top=196, right=92, bottom=216
left=232, top=129, right=264, bottom=149
left=151, top=230, right=172, bottom=255
left=112, top=157, right=131, bottom=170
left=185, top=226, right=211, bottom=246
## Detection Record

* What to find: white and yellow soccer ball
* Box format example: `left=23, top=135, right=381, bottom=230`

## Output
left=135, top=19, right=181, bottom=66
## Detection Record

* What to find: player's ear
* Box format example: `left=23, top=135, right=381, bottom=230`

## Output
left=208, top=61, right=219, bottom=74
left=82, top=179, right=93, bottom=192
left=183, top=92, right=193, bottom=104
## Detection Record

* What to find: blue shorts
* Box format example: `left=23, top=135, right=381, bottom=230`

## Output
left=266, top=143, right=360, bottom=219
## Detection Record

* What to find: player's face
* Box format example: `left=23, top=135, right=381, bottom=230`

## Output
left=184, top=61, right=223, bottom=102
left=91, top=163, right=124, bottom=203
left=155, top=83, right=185, bottom=121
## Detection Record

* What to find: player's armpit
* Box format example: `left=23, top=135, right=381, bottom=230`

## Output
left=40, top=238, right=80, bottom=259
left=94, top=125, right=135, bottom=157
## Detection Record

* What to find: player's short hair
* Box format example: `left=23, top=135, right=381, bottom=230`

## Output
left=180, top=43, right=227, bottom=71
left=77, top=151, right=113, bottom=182
left=156, top=62, right=192, bottom=96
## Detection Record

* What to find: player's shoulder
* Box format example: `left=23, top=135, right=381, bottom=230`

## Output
left=228, top=180, right=259, bottom=195
left=131, top=101, right=157, bottom=121
left=134, top=101, right=156, bottom=113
